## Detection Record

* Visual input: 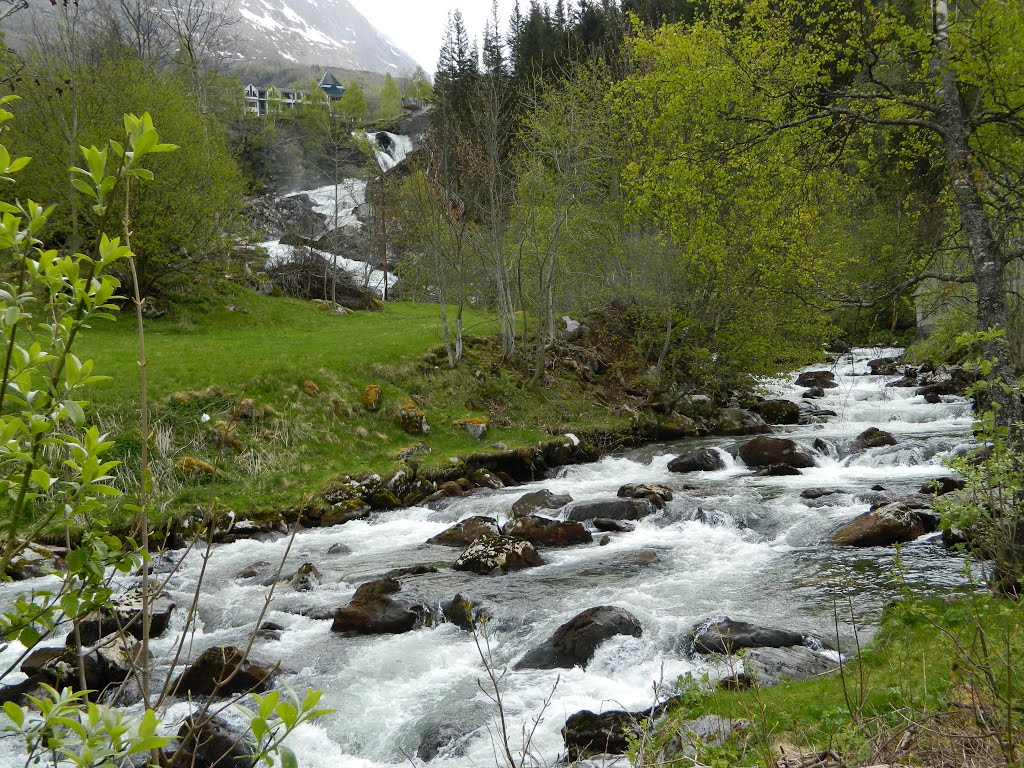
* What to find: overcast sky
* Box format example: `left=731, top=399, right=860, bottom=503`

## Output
left=348, top=0, right=515, bottom=74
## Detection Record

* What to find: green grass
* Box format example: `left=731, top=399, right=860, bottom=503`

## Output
left=76, top=289, right=632, bottom=524
left=651, top=596, right=1024, bottom=766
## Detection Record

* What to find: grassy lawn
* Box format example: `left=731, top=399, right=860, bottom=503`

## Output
left=75, top=289, right=630, bottom=524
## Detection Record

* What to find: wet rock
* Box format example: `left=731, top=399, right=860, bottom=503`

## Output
left=417, top=723, right=465, bottom=761
left=172, top=646, right=273, bottom=697
left=738, top=436, right=815, bottom=469
left=562, top=703, right=672, bottom=760
left=327, top=543, right=351, bottom=556
left=693, top=508, right=730, bottom=527
left=504, top=515, right=593, bottom=547
left=76, top=588, right=175, bottom=645
left=331, top=577, right=422, bottom=635
left=620, top=550, right=659, bottom=566
left=851, top=427, right=898, bottom=451
left=452, top=535, right=544, bottom=575
left=691, top=617, right=806, bottom=655
left=668, top=448, right=725, bottom=473
left=801, top=488, right=841, bottom=500
left=756, top=463, right=802, bottom=476
left=427, top=516, right=499, bottom=547
left=171, top=715, right=256, bottom=768
left=802, top=386, right=825, bottom=399
left=722, top=646, right=839, bottom=689
left=288, top=562, right=322, bottom=591
left=257, top=621, right=284, bottom=640
left=618, top=484, right=673, bottom=503
left=812, top=437, right=833, bottom=455
left=28, top=636, right=146, bottom=695
left=510, top=489, right=573, bottom=518
left=469, top=467, right=503, bottom=489
left=443, top=594, right=489, bottom=630
left=868, top=356, right=903, bottom=376
left=566, top=498, right=658, bottom=522
left=516, top=606, right=643, bottom=670
left=750, top=399, right=801, bottom=425
left=593, top=518, right=635, bottom=533
left=599, top=535, right=611, bottom=545
left=382, top=564, right=439, bottom=579
left=830, top=502, right=926, bottom=547
left=795, top=370, right=837, bottom=388
left=714, top=408, right=768, bottom=436
left=921, top=477, right=966, bottom=495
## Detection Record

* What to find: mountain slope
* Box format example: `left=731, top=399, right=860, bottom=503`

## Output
left=233, top=0, right=419, bottom=73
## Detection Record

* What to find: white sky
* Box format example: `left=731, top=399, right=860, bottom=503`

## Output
left=348, top=0, right=516, bottom=74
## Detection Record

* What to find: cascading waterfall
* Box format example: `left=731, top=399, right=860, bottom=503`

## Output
left=0, top=348, right=980, bottom=767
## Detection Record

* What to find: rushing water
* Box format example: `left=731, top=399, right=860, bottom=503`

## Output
left=0, top=349, right=978, bottom=767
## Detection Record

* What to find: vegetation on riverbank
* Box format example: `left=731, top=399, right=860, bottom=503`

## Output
left=646, top=594, right=1023, bottom=768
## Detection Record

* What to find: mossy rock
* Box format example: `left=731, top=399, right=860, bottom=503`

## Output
left=367, top=488, right=403, bottom=510
left=176, top=456, right=221, bottom=479
left=363, top=384, right=383, bottom=411
left=396, top=400, right=430, bottom=435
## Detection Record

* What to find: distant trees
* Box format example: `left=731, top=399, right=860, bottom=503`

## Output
left=378, top=72, right=401, bottom=119
left=339, top=81, right=369, bottom=122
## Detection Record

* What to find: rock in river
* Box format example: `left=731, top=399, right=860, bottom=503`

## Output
left=516, top=606, right=643, bottom=670
left=691, top=617, right=807, bottom=655
left=452, top=535, right=544, bottom=575
left=504, top=515, right=592, bottom=547
left=427, top=516, right=499, bottom=547
left=331, top=577, right=423, bottom=634
left=830, top=502, right=926, bottom=547
left=668, top=447, right=726, bottom=473
left=738, top=436, right=815, bottom=469
left=566, top=498, right=657, bottom=522
left=511, top=489, right=573, bottom=518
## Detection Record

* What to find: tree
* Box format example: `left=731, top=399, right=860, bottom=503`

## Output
left=338, top=81, right=369, bottom=122
left=7, top=54, right=246, bottom=297
left=378, top=72, right=401, bottom=119
left=628, top=0, right=1024, bottom=428
left=408, top=65, right=434, bottom=102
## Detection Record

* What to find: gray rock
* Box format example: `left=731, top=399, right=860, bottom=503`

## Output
left=171, top=715, right=256, bottom=768
left=726, top=646, right=839, bottom=688
left=503, top=515, right=592, bottom=547
left=331, top=578, right=423, bottom=635
left=666, top=715, right=751, bottom=757
left=851, top=427, right=898, bottom=451
left=795, top=370, right=837, bottom=388
left=516, top=606, right=643, bottom=670
left=691, top=617, right=806, bottom=655
left=669, top=448, right=726, bottom=473
left=714, top=408, right=768, bottom=435
left=830, top=502, right=926, bottom=547
left=750, top=399, right=801, bottom=425
left=427, top=516, right=499, bottom=547
left=452, top=535, right=544, bottom=575
left=510, top=489, right=573, bottom=518
left=593, top=518, right=635, bottom=533
left=738, top=436, right=815, bottom=468
left=566, top=498, right=657, bottom=522
left=417, top=723, right=465, bottom=761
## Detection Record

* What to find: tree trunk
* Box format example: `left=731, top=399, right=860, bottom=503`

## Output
left=933, top=0, right=1021, bottom=437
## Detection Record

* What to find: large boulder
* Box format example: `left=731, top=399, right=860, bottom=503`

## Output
left=691, top=617, right=806, bottom=655
left=750, top=399, right=801, bottom=425
left=851, top=427, right=898, bottom=451
left=738, top=436, right=815, bottom=469
left=830, top=502, right=926, bottom=547
left=566, top=498, right=658, bottom=522
left=795, top=370, right=837, bottom=389
left=427, top=516, right=500, bottom=547
left=723, top=646, right=839, bottom=689
left=504, top=515, right=593, bottom=547
left=171, top=646, right=273, bottom=697
left=76, top=588, right=176, bottom=646
left=452, top=535, right=544, bottom=575
left=510, top=489, right=573, bottom=518
left=562, top=708, right=648, bottom=759
left=24, top=637, right=145, bottom=695
left=331, top=577, right=423, bottom=634
left=668, top=448, right=726, bottom=473
left=868, top=356, right=903, bottom=376
left=617, top=484, right=673, bottom=503
left=714, top=408, right=767, bottom=436
left=171, top=715, right=256, bottom=768
left=516, top=607, right=643, bottom=670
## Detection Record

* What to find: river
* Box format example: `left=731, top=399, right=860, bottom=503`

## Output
left=0, top=347, right=977, bottom=766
